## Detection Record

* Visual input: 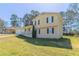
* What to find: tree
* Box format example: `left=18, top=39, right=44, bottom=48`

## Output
left=69, top=3, right=79, bottom=13
left=66, top=3, right=79, bottom=22
left=19, top=18, right=24, bottom=27
left=0, top=18, right=5, bottom=33
left=23, top=14, right=32, bottom=26
left=31, top=10, right=40, bottom=19
left=23, top=10, right=40, bottom=26
left=60, top=12, right=67, bottom=25
left=0, top=19, right=5, bottom=27
left=10, top=14, right=19, bottom=27
left=60, top=3, right=79, bottom=34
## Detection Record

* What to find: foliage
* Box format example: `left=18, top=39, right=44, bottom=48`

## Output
left=23, top=10, right=40, bottom=26
left=10, top=14, right=19, bottom=27
left=23, top=14, right=32, bottom=26
left=0, top=18, right=5, bottom=27
left=60, top=3, right=79, bottom=33
left=31, top=10, right=40, bottom=19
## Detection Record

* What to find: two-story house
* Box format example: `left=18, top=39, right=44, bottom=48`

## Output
left=32, top=12, right=63, bottom=38
left=16, top=12, right=63, bottom=38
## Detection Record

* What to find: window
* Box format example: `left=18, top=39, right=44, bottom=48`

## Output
left=46, top=16, right=54, bottom=23
left=46, top=17, right=48, bottom=23
left=49, top=28, right=52, bottom=33
left=38, top=29, right=40, bottom=34
left=49, top=16, right=52, bottom=23
left=38, top=20, right=40, bottom=25
left=47, top=28, right=54, bottom=34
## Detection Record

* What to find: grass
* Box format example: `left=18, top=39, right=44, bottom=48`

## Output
left=0, top=34, right=79, bottom=56
left=17, top=35, right=72, bottom=49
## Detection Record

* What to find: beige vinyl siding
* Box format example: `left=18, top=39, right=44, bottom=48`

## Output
left=16, top=12, right=63, bottom=38
left=33, top=13, right=63, bottom=38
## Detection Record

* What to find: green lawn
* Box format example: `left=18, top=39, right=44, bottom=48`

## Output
left=0, top=34, right=79, bottom=56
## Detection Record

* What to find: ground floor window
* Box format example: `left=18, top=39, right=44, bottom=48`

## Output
left=47, top=28, right=54, bottom=34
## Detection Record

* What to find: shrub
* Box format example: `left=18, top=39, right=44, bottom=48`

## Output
left=63, top=33, right=74, bottom=36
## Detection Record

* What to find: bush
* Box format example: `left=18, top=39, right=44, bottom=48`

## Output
left=63, top=33, right=74, bottom=36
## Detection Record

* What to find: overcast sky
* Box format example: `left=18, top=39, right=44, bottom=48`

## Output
left=0, top=3, right=70, bottom=26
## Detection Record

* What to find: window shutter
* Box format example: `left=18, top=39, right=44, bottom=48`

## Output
left=51, top=16, right=53, bottom=23
left=46, top=17, right=48, bottom=23
left=47, top=28, right=49, bottom=34
left=52, top=28, right=54, bottom=34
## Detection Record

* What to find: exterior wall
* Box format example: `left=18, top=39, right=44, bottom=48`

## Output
left=0, top=27, right=15, bottom=34
left=16, top=27, right=25, bottom=35
left=16, top=26, right=32, bottom=37
left=22, top=26, right=32, bottom=37
left=33, top=13, right=63, bottom=38
left=16, top=12, right=63, bottom=39
left=5, top=29, right=15, bottom=34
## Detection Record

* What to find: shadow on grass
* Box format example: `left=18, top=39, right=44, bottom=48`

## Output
left=16, top=35, right=72, bottom=49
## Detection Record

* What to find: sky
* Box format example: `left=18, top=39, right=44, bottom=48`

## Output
left=0, top=3, right=70, bottom=26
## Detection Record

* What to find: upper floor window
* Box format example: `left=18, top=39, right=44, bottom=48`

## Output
left=46, top=16, right=54, bottom=23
